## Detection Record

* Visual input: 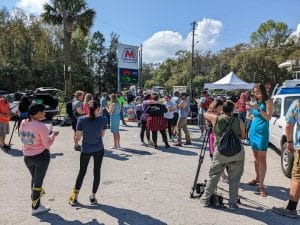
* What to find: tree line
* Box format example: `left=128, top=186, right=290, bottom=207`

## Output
left=0, top=1, right=299, bottom=97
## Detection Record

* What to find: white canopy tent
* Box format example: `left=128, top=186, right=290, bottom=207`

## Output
left=204, top=71, right=255, bottom=90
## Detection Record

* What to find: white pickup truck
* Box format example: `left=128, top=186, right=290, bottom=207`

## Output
left=269, top=93, right=300, bottom=178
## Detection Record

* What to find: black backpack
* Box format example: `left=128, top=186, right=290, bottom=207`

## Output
left=146, top=104, right=166, bottom=116
left=217, top=118, right=241, bottom=157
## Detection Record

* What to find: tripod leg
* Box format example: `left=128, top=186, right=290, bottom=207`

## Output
left=8, top=120, right=18, bottom=146
left=190, top=129, right=210, bottom=197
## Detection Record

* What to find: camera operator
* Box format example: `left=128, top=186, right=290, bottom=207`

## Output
left=200, top=101, right=245, bottom=210
left=0, top=95, right=11, bottom=151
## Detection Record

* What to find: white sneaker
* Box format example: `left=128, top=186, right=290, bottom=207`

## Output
left=32, top=204, right=50, bottom=216
left=109, top=146, right=117, bottom=149
left=117, top=145, right=122, bottom=149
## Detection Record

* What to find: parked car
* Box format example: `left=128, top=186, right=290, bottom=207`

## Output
left=33, top=87, right=60, bottom=120
left=0, top=90, right=9, bottom=96
left=272, top=79, right=300, bottom=95
left=269, top=93, right=300, bottom=178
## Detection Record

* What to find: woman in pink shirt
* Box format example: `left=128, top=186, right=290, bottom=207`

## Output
left=236, top=92, right=247, bottom=123
left=19, top=104, right=59, bottom=216
left=82, top=93, right=93, bottom=115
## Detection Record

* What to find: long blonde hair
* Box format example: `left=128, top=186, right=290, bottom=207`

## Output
left=83, top=93, right=93, bottom=104
left=110, top=94, right=118, bottom=103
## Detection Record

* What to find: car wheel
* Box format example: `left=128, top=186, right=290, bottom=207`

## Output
left=281, top=142, right=294, bottom=178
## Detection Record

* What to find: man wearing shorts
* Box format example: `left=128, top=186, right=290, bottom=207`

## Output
left=272, top=99, right=300, bottom=219
left=0, top=96, right=11, bottom=151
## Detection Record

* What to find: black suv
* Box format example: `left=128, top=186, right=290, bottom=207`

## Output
left=33, top=87, right=60, bottom=120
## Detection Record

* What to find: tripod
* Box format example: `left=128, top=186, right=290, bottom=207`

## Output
left=190, top=126, right=211, bottom=198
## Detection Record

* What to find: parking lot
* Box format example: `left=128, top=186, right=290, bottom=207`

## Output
left=0, top=121, right=299, bottom=225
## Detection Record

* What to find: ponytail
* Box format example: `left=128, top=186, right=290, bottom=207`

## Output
left=88, top=100, right=99, bottom=120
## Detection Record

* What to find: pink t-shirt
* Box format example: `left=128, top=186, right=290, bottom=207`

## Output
left=20, top=120, right=56, bottom=156
left=83, top=103, right=89, bottom=115
left=237, top=99, right=247, bottom=112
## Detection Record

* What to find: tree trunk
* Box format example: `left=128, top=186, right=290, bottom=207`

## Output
left=65, top=30, right=72, bottom=100
left=63, top=9, right=72, bottom=100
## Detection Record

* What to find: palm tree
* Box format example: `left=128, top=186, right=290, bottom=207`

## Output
left=41, top=0, right=95, bottom=99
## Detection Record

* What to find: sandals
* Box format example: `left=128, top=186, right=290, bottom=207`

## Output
left=258, top=186, right=268, bottom=197
left=247, top=179, right=259, bottom=186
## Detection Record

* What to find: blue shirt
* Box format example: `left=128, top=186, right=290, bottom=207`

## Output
left=285, top=99, right=300, bottom=149
left=76, top=116, right=107, bottom=153
left=178, top=99, right=190, bottom=118
left=100, top=97, right=108, bottom=108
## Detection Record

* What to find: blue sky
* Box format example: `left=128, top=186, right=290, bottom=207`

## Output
left=1, top=0, right=299, bottom=62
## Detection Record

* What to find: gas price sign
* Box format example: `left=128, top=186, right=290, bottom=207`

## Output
left=119, top=68, right=138, bottom=84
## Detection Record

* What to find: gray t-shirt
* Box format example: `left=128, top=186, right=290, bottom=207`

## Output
left=72, top=99, right=83, bottom=119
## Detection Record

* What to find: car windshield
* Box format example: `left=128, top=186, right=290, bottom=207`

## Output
left=284, top=96, right=300, bottom=115
left=276, top=87, right=300, bottom=95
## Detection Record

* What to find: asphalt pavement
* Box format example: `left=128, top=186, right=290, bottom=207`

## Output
left=0, top=121, right=299, bottom=225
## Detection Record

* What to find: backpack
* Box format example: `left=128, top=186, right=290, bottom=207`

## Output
left=217, top=118, right=242, bottom=157
left=146, top=104, right=166, bottom=116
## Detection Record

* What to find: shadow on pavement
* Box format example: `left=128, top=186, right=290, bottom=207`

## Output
left=104, top=150, right=131, bottom=161
left=120, top=148, right=152, bottom=156
left=37, top=213, right=103, bottom=225
left=205, top=189, right=292, bottom=225
left=224, top=207, right=292, bottom=225
left=4, top=148, right=65, bottom=159
left=50, top=152, right=64, bottom=159
left=78, top=203, right=168, bottom=225
left=4, top=148, right=23, bottom=157
left=239, top=182, right=289, bottom=201
left=157, top=146, right=198, bottom=156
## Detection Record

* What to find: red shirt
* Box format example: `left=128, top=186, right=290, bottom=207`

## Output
left=237, top=98, right=247, bottom=113
left=0, top=97, right=10, bottom=123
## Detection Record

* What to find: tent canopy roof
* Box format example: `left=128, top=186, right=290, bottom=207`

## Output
left=204, top=71, right=254, bottom=90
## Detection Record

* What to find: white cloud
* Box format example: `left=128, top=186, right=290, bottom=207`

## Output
left=16, top=0, right=49, bottom=15
left=143, top=18, right=223, bottom=63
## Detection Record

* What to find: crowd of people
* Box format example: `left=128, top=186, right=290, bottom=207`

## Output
left=1, top=82, right=300, bottom=219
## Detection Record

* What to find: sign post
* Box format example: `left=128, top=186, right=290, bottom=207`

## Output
left=117, top=43, right=139, bottom=91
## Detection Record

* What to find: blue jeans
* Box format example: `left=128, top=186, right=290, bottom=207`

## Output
left=238, top=112, right=246, bottom=123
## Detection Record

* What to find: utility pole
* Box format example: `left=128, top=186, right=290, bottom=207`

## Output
left=139, top=44, right=143, bottom=90
left=190, top=21, right=196, bottom=95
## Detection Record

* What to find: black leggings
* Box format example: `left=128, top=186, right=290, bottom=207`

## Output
left=75, top=150, right=104, bottom=193
left=152, top=130, right=168, bottom=146
left=166, top=118, right=173, bottom=139
left=24, top=150, right=50, bottom=209
left=140, top=120, right=150, bottom=142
